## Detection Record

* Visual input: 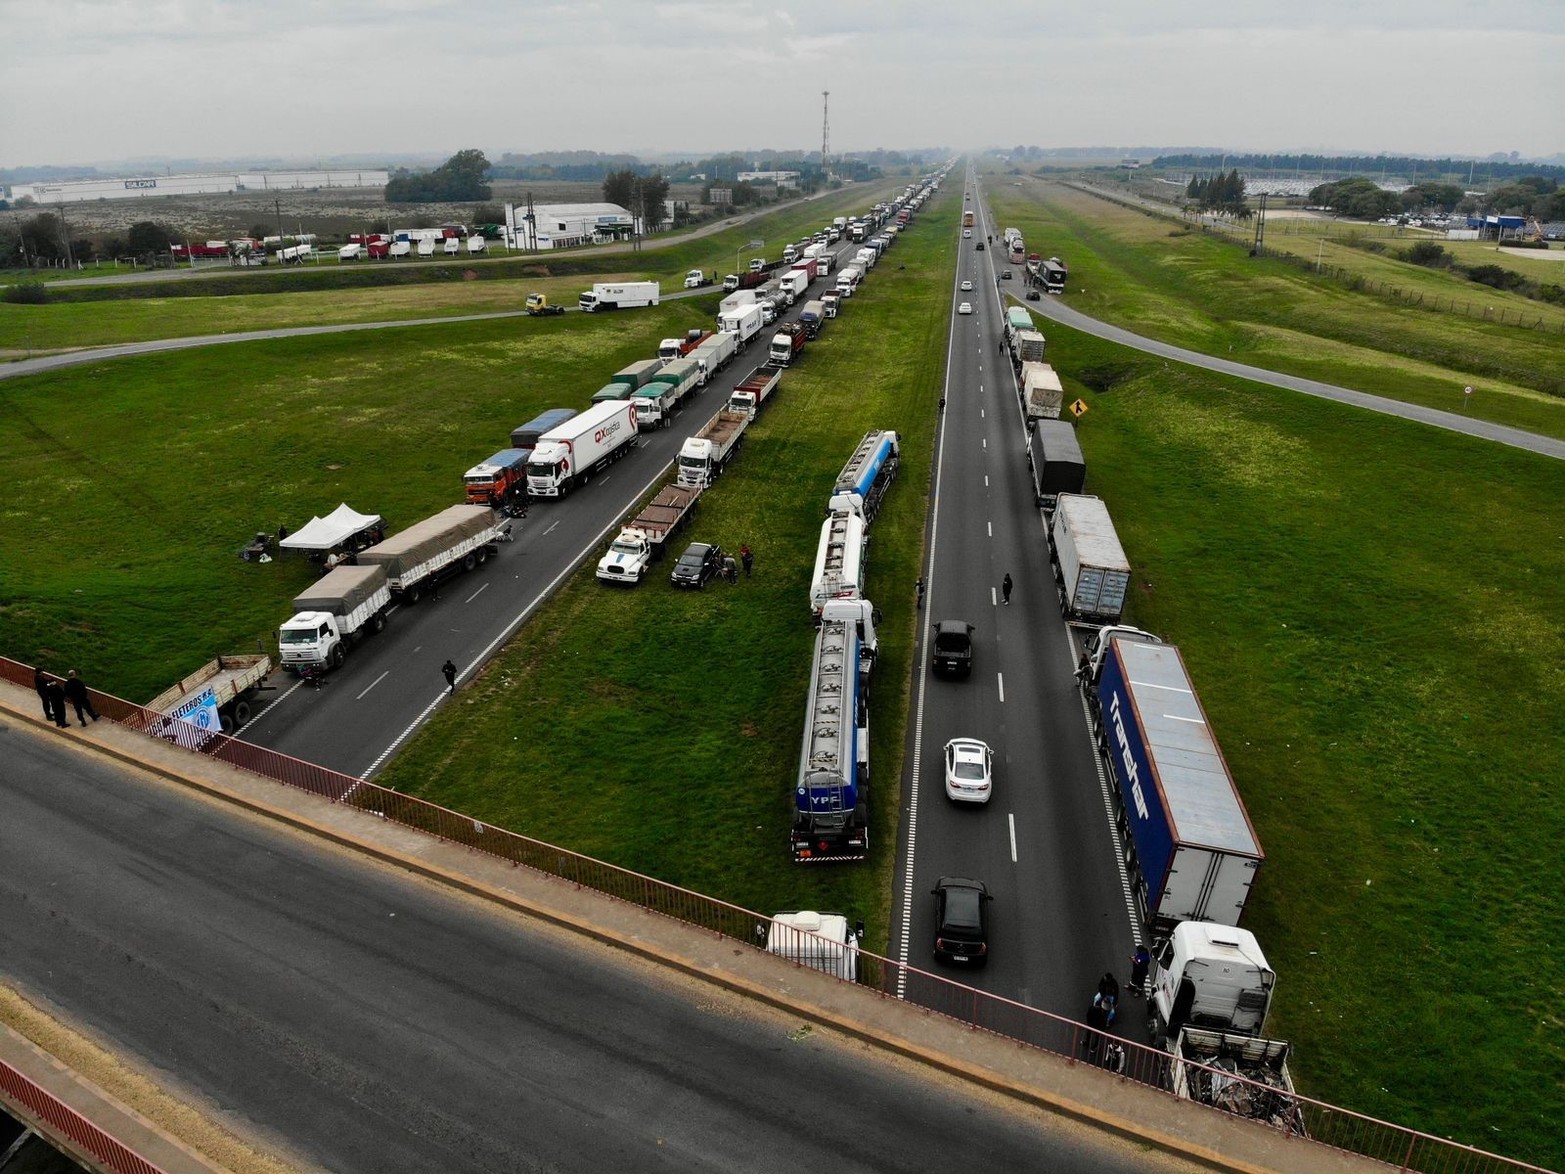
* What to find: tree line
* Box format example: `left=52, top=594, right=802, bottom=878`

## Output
left=1186, top=169, right=1250, bottom=219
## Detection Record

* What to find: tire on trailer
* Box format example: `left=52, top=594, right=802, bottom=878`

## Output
left=405, top=583, right=422, bottom=604
left=219, top=711, right=235, bottom=734
left=370, top=612, right=386, bottom=634
left=462, top=552, right=477, bottom=573
left=476, top=546, right=489, bottom=565
left=232, top=699, right=252, bottom=727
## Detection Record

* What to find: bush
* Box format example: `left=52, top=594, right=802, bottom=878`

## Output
left=1537, top=283, right=1565, bottom=306
left=1465, top=264, right=1526, bottom=291
left=1405, top=241, right=1450, bottom=268
left=2, top=281, right=49, bottom=305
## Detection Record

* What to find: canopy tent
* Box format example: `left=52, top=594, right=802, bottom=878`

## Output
left=279, top=504, right=383, bottom=551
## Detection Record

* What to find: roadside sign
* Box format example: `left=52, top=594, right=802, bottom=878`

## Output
left=1070, top=399, right=1089, bottom=418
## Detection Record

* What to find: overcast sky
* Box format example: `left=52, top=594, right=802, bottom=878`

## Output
left=2, top=0, right=1561, bottom=169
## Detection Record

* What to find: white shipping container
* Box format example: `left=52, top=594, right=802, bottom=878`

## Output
left=1051, top=494, right=1129, bottom=621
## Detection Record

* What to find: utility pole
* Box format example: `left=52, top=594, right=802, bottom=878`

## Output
left=821, top=90, right=830, bottom=182
left=1251, top=192, right=1267, bottom=256
left=275, top=197, right=284, bottom=256
left=56, top=201, right=75, bottom=269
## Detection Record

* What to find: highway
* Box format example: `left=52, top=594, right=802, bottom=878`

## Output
left=0, top=716, right=1193, bottom=1174
left=894, top=166, right=1143, bottom=1041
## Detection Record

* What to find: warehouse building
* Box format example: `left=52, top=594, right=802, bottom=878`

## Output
left=502, top=202, right=635, bottom=250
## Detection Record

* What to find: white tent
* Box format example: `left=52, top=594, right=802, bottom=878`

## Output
left=279, top=504, right=384, bottom=551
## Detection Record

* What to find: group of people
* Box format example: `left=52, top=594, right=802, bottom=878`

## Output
left=720, top=544, right=755, bottom=586
left=33, top=668, right=101, bottom=729
left=1082, top=944, right=1153, bottom=1068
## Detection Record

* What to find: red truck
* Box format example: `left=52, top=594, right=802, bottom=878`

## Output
left=767, top=321, right=808, bottom=368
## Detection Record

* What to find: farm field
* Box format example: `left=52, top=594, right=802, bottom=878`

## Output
left=986, top=180, right=1565, bottom=439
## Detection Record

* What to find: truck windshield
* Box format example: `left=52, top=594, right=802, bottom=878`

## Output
left=279, top=628, right=317, bottom=645
left=678, top=455, right=705, bottom=471
left=464, top=475, right=495, bottom=487
left=526, top=461, right=556, bottom=478
left=610, top=540, right=641, bottom=555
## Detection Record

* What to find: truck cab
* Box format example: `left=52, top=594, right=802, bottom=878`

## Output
left=525, top=293, right=565, bottom=316
left=763, top=911, right=863, bottom=982
left=1150, top=922, right=1275, bottom=1043
left=683, top=269, right=707, bottom=289
left=597, top=529, right=654, bottom=585
left=278, top=611, right=346, bottom=671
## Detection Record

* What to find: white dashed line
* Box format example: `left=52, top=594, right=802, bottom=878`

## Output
left=354, top=671, right=389, bottom=701
left=1008, top=813, right=1018, bottom=863
left=464, top=582, right=489, bottom=604
left=997, top=672, right=1005, bottom=703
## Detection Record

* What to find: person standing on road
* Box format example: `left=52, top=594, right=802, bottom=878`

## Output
left=441, top=659, right=457, bottom=694
left=43, top=677, right=69, bottom=728
left=34, top=668, right=52, bottom=720
left=915, top=577, right=926, bottom=610
left=1002, top=573, right=1013, bottom=605
left=64, top=670, right=100, bottom=726
left=1129, top=944, right=1152, bottom=996
left=740, top=544, right=754, bottom=578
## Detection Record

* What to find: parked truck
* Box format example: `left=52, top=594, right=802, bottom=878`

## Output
left=821, top=291, right=841, bottom=318
left=525, top=293, right=566, bottom=316
left=792, top=596, right=878, bottom=862
left=798, top=299, right=826, bottom=339
left=148, top=653, right=274, bottom=734
left=689, top=330, right=737, bottom=380
left=778, top=262, right=815, bottom=303
left=718, top=290, right=757, bottom=317
left=525, top=399, right=637, bottom=498
left=278, top=564, right=392, bottom=673
left=510, top=407, right=577, bottom=452
left=1013, top=328, right=1047, bottom=366
left=1170, top=1025, right=1302, bottom=1135
left=357, top=504, right=506, bottom=603
left=658, top=329, right=712, bottom=361
left=595, top=483, right=703, bottom=585
left=1048, top=494, right=1129, bottom=622
left=810, top=509, right=867, bottom=618
left=1083, top=629, right=1264, bottom=932
left=1027, top=419, right=1086, bottom=507
left=829, top=430, right=901, bottom=522
left=677, top=408, right=749, bottom=487
left=683, top=269, right=712, bottom=289
left=1042, top=258, right=1068, bottom=294
left=610, top=358, right=665, bottom=392
left=718, top=303, right=764, bottom=349
left=767, top=321, right=808, bottom=367
left=835, top=266, right=861, bottom=297
left=633, top=357, right=703, bottom=429
left=726, top=364, right=780, bottom=418
left=578, top=281, right=660, bottom=312
left=463, top=449, right=531, bottom=511
left=763, top=911, right=863, bottom=981
left=1021, top=361, right=1064, bottom=421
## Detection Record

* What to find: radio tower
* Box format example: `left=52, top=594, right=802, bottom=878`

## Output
left=821, top=90, right=830, bottom=181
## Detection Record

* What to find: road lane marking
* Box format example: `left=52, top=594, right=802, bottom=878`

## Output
left=464, top=582, right=489, bottom=604
left=997, top=672, right=1005, bottom=703
left=987, top=521, right=992, bottom=537
left=355, top=671, right=389, bottom=701
left=1009, top=813, right=1018, bottom=863
left=544, top=520, right=561, bottom=536
left=990, top=586, right=997, bottom=606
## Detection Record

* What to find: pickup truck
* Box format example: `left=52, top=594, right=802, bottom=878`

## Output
left=596, top=484, right=703, bottom=585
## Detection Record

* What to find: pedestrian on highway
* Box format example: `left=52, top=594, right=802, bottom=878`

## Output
left=740, top=544, right=754, bottom=577
left=64, top=670, right=100, bottom=726
left=1075, top=650, right=1092, bottom=683
left=44, top=677, right=69, bottom=729
left=441, top=659, right=457, bottom=694
left=1129, top=944, right=1152, bottom=996
left=915, top=577, right=925, bottom=609
left=34, top=667, right=52, bottom=720
left=1002, top=573, right=1013, bottom=605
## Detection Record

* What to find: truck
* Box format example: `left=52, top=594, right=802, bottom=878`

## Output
left=510, top=408, right=577, bottom=452
left=1169, top=1026, right=1303, bottom=1135
left=767, top=321, right=808, bottom=367
left=525, top=293, right=566, bottom=316
left=463, top=448, right=532, bottom=510
left=1048, top=494, right=1129, bottom=622
left=578, top=281, right=660, bottom=312
left=1004, top=306, right=1034, bottom=343
left=632, top=357, right=703, bottom=429
left=810, top=509, right=867, bottom=618
left=854, top=246, right=877, bottom=272
left=683, top=269, right=713, bottom=289
left=677, top=408, right=749, bottom=487
left=726, top=364, right=780, bottom=418
left=719, top=290, right=757, bottom=317
left=591, top=382, right=636, bottom=404
left=828, top=430, right=901, bottom=522
left=1084, top=629, right=1264, bottom=932
left=762, top=911, right=863, bottom=981
left=595, top=483, right=703, bottom=585
left=277, top=564, right=393, bottom=673
left=1013, top=328, right=1047, bottom=366
left=1028, top=419, right=1087, bottom=507
left=821, top=291, right=841, bottom=318
left=148, top=653, right=274, bottom=735
left=658, top=330, right=712, bottom=361
left=798, top=299, right=826, bottom=339
left=1042, top=258, right=1068, bottom=293
left=689, top=330, right=737, bottom=381
left=722, top=271, right=771, bottom=293
left=525, top=399, right=638, bottom=498
left=609, top=358, right=665, bottom=392
left=718, top=303, right=764, bottom=348
left=835, top=266, right=861, bottom=297
left=1022, top=361, right=1064, bottom=421
left=962, top=210, right=975, bottom=228
left=356, top=504, right=506, bottom=603
left=779, top=260, right=816, bottom=302
left=792, top=596, right=878, bottom=862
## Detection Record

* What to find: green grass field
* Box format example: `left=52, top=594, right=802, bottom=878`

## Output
left=985, top=181, right=1565, bottom=438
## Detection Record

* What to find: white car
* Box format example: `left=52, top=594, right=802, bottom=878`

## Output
left=960, top=280, right=973, bottom=291
left=957, top=302, right=973, bottom=315
left=944, top=738, right=993, bottom=803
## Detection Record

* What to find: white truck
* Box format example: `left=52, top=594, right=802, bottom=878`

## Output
left=778, top=268, right=811, bottom=303
left=356, top=504, right=507, bottom=603
left=689, top=330, right=737, bottom=381
left=718, top=303, right=764, bottom=349
left=683, top=269, right=711, bottom=289
left=677, top=408, right=749, bottom=487
left=854, top=246, right=877, bottom=272
left=526, top=399, right=638, bottom=498
left=810, top=509, right=867, bottom=618
left=632, top=357, right=704, bottom=430
left=278, top=564, right=393, bottom=673
left=726, top=365, right=781, bottom=418
left=1022, top=361, right=1065, bottom=421
left=149, top=653, right=274, bottom=734
left=596, top=483, right=703, bottom=585
left=1013, top=328, right=1047, bottom=366
left=762, top=911, right=863, bottom=981
left=718, top=290, right=756, bottom=318
left=1049, top=494, right=1130, bottom=623
left=578, top=281, right=659, bottom=312
left=835, top=266, right=861, bottom=297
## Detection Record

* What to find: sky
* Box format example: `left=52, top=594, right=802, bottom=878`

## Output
left=2, top=0, right=1562, bottom=169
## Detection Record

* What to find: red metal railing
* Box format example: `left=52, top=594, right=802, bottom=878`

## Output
left=0, top=1056, right=169, bottom=1174
left=3, top=656, right=1552, bottom=1174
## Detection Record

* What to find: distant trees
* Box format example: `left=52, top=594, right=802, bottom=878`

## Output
left=385, top=149, right=492, bottom=203
left=126, top=220, right=177, bottom=261
left=1309, top=177, right=1402, bottom=220
left=601, top=170, right=671, bottom=231
left=1187, top=169, right=1250, bottom=219
left=1400, top=182, right=1464, bottom=213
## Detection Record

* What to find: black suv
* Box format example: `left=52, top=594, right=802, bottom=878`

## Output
left=671, top=542, right=723, bottom=589
left=931, top=620, right=974, bottom=677
left=932, top=876, right=991, bottom=966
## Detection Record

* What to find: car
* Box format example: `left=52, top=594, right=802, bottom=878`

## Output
left=932, top=877, right=991, bottom=966
left=1001, top=270, right=1013, bottom=280
left=957, top=302, right=973, bottom=315
left=943, top=738, right=993, bottom=803
left=931, top=619, right=974, bottom=677
left=960, top=279, right=973, bottom=291
left=1026, top=289, right=1041, bottom=301
left=670, top=542, right=723, bottom=589
left=975, top=242, right=985, bottom=251
left=963, top=228, right=972, bottom=238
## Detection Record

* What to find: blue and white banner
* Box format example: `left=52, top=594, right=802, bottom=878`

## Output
left=171, top=686, right=221, bottom=732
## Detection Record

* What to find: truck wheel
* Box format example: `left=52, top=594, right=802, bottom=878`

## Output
left=476, top=546, right=489, bottom=565
left=232, top=700, right=252, bottom=726
left=330, top=645, right=345, bottom=669
left=405, top=583, right=422, bottom=604
left=371, top=612, right=386, bottom=634
left=219, top=712, right=235, bottom=734
left=462, top=553, right=477, bottom=572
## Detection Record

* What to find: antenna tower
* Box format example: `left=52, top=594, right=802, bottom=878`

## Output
left=821, top=90, right=830, bottom=179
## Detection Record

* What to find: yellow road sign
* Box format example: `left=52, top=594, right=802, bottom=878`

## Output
left=1070, top=399, right=1089, bottom=418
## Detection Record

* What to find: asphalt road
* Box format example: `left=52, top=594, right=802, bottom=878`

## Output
left=894, top=169, right=1142, bottom=1041
left=0, top=718, right=1178, bottom=1174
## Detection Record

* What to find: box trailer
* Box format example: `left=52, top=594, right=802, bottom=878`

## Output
left=1027, top=419, right=1086, bottom=507
left=510, top=408, right=577, bottom=452
left=579, top=281, right=660, bottom=312
left=1021, top=361, right=1064, bottom=421
left=526, top=399, right=638, bottom=498
left=1049, top=494, right=1129, bottom=623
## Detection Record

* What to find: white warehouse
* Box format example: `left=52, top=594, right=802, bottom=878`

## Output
left=9, top=170, right=390, bottom=205
left=502, top=202, right=635, bottom=250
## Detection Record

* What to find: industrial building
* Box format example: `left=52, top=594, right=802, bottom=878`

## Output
left=8, top=170, right=390, bottom=205
left=502, top=202, right=635, bottom=250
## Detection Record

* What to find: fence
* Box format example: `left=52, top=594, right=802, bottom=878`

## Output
left=3, top=655, right=1552, bottom=1174
left=0, top=1055, right=169, bottom=1174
